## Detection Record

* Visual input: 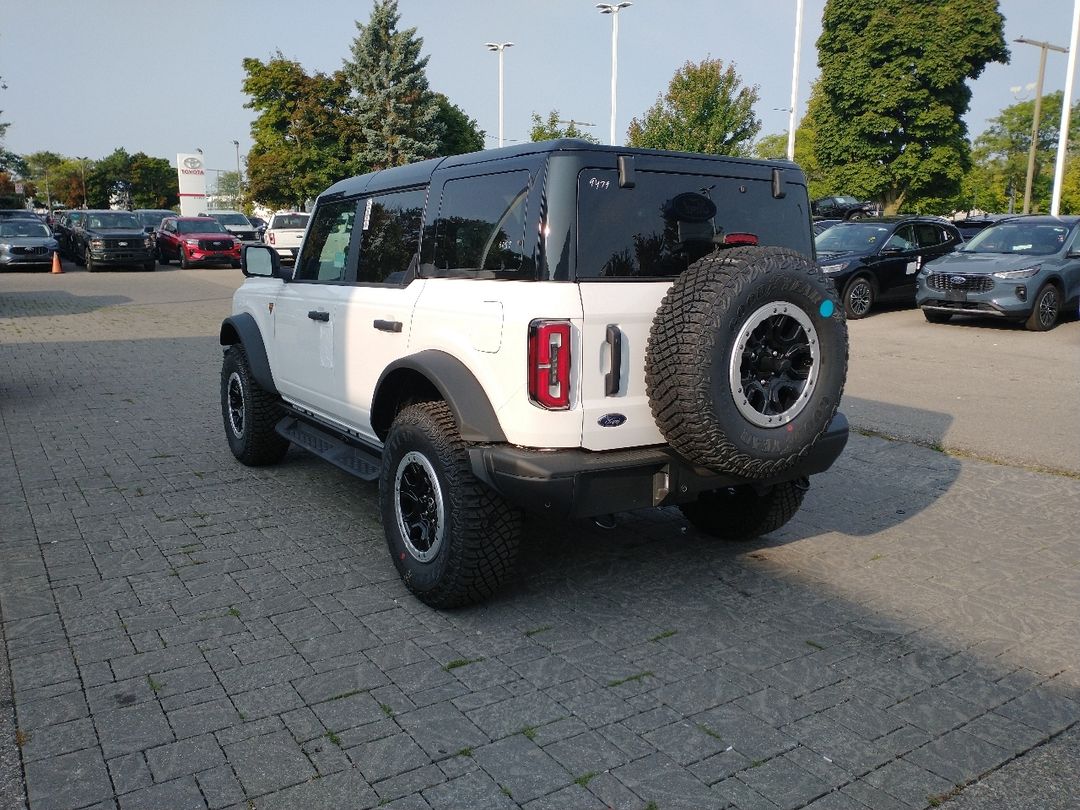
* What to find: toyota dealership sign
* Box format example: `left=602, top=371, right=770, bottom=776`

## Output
left=176, top=153, right=208, bottom=216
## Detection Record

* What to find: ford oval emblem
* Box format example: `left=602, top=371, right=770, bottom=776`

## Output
left=598, top=413, right=626, bottom=428
left=950, top=275, right=967, bottom=285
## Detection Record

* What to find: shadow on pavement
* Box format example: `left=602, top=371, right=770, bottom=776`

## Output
left=0, top=290, right=132, bottom=318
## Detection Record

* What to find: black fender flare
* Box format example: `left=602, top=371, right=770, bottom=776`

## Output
left=219, top=313, right=277, bottom=394
left=373, top=350, right=507, bottom=443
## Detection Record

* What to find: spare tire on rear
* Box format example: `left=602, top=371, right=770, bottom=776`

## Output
left=645, top=245, right=847, bottom=480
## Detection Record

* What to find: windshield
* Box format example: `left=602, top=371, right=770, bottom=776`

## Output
left=213, top=213, right=251, bottom=227
left=834, top=196, right=860, bottom=205
left=271, top=214, right=309, bottom=230
left=87, top=212, right=140, bottom=229
left=960, top=222, right=1071, bottom=256
left=815, top=222, right=892, bottom=253
left=178, top=220, right=227, bottom=234
left=137, top=211, right=173, bottom=228
left=0, top=222, right=51, bottom=238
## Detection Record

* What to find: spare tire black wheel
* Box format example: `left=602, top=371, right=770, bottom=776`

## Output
left=646, top=246, right=847, bottom=480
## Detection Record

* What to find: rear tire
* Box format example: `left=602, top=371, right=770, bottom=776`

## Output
left=220, top=346, right=289, bottom=466
left=922, top=309, right=952, bottom=324
left=680, top=480, right=807, bottom=541
left=1025, top=284, right=1059, bottom=331
left=380, top=402, right=522, bottom=608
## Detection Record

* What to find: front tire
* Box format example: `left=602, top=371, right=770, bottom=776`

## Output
left=922, top=309, right=952, bottom=324
left=680, top=480, right=807, bottom=542
left=85, top=249, right=96, bottom=273
left=843, top=276, right=875, bottom=319
left=380, top=402, right=522, bottom=608
left=220, top=346, right=289, bottom=466
left=1025, top=284, right=1059, bottom=331
left=179, top=247, right=191, bottom=269
left=157, top=247, right=170, bottom=265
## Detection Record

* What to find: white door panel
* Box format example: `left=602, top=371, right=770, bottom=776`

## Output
left=578, top=282, right=670, bottom=451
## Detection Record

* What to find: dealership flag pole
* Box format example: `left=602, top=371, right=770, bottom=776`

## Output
left=1051, top=0, right=1080, bottom=215
left=787, top=0, right=804, bottom=161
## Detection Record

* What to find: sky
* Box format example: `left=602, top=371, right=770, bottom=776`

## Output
left=0, top=0, right=1074, bottom=185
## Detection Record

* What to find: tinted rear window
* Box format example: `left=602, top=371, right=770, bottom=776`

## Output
left=576, top=169, right=810, bottom=279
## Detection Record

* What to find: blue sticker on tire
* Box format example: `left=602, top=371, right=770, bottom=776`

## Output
left=819, top=300, right=835, bottom=318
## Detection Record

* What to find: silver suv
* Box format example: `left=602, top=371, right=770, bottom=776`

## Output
left=219, top=140, right=849, bottom=607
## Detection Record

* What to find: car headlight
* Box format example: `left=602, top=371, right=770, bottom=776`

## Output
left=90, top=238, right=105, bottom=249
left=143, top=236, right=153, bottom=248
left=184, top=238, right=200, bottom=246
left=819, top=263, right=847, bottom=274
left=0, top=243, right=11, bottom=253
left=993, top=265, right=1041, bottom=279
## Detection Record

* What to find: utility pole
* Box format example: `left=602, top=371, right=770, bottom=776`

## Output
left=597, top=2, right=632, bottom=146
left=1016, top=37, right=1068, bottom=214
left=787, top=0, right=805, bottom=161
left=485, top=43, right=513, bottom=148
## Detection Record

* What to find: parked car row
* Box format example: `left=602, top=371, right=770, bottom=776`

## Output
left=815, top=214, right=1080, bottom=331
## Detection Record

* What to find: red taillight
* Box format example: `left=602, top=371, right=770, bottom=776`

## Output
left=724, top=232, right=759, bottom=246
left=528, top=320, right=571, bottom=410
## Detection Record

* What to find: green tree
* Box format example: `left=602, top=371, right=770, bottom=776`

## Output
left=434, top=94, right=485, bottom=155
left=811, top=0, right=1008, bottom=215
left=129, top=153, right=179, bottom=209
left=1060, top=154, right=1080, bottom=215
left=529, top=110, right=600, bottom=143
left=87, top=148, right=132, bottom=208
left=243, top=53, right=356, bottom=210
left=626, top=58, right=760, bottom=156
left=965, top=92, right=1079, bottom=213
left=752, top=132, right=788, bottom=161
left=343, top=0, right=442, bottom=172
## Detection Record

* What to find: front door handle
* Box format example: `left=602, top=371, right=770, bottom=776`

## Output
left=307, top=310, right=329, bottom=322
left=374, top=319, right=403, bottom=333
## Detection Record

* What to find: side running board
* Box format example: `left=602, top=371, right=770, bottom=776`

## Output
left=276, top=417, right=381, bottom=481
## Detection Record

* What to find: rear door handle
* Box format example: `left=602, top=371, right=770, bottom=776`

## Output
left=605, top=324, right=622, bottom=396
left=307, top=310, right=329, bottom=322
left=373, top=319, right=403, bottom=333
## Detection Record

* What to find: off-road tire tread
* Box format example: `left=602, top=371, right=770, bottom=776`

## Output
left=680, top=480, right=806, bottom=541
left=382, top=402, right=522, bottom=609
left=646, top=245, right=846, bottom=479
left=221, top=345, right=289, bottom=466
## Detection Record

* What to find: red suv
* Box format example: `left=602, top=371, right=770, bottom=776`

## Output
left=156, top=217, right=241, bottom=268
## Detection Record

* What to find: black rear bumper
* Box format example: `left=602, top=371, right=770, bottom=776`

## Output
left=468, top=413, right=849, bottom=520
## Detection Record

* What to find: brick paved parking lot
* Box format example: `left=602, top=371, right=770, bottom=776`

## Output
left=1, top=264, right=1078, bottom=810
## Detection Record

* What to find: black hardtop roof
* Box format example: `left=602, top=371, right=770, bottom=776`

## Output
left=319, top=139, right=803, bottom=200
left=1002, top=214, right=1080, bottom=226
left=831, top=215, right=950, bottom=225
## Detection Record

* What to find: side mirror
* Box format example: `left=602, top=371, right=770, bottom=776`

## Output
left=242, top=243, right=289, bottom=278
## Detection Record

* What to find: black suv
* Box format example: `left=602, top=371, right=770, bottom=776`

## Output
left=815, top=216, right=962, bottom=318
left=70, top=210, right=156, bottom=272
left=811, top=195, right=876, bottom=220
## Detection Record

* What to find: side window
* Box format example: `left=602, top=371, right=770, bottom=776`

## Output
left=426, top=170, right=531, bottom=278
left=356, top=188, right=427, bottom=285
left=885, top=225, right=916, bottom=251
left=294, top=199, right=358, bottom=282
left=914, top=223, right=945, bottom=247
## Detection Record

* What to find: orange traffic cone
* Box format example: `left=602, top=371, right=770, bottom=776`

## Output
left=51, top=251, right=63, bottom=274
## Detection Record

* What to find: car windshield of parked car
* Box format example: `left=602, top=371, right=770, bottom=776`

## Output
left=88, top=213, right=141, bottom=229
left=214, top=214, right=250, bottom=226
left=0, top=222, right=51, bottom=238
left=815, top=223, right=892, bottom=253
left=271, top=214, right=309, bottom=229
left=178, top=220, right=227, bottom=234
left=137, top=211, right=173, bottom=228
left=834, top=196, right=860, bottom=205
left=959, top=222, right=1070, bottom=255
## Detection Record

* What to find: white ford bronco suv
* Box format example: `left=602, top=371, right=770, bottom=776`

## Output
left=220, top=140, right=849, bottom=608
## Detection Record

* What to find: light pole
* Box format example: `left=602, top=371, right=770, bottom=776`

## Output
left=1052, top=0, right=1080, bottom=215
left=1015, top=37, right=1068, bottom=213
left=787, top=0, right=805, bottom=161
left=485, top=42, right=513, bottom=148
left=597, top=2, right=632, bottom=146
left=232, top=140, right=241, bottom=206
left=77, top=157, right=88, bottom=207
